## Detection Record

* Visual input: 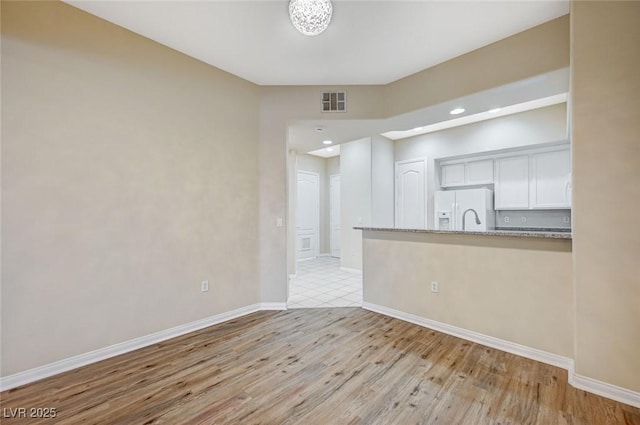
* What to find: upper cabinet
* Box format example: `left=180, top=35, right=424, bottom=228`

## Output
left=437, top=143, right=571, bottom=211
left=495, top=147, right=571, bottom=210
left=441, top=159, right=493, bottom=187
left=530, top=149, right=571, bottom=209
left=441, top=163, right=465, bottom=187
left=466, top=159, right=494, bottom=185
left=495, top=155, right=530, bottom=210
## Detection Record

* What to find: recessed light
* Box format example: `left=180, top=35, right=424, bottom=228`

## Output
left=488, top=108, right=501, bottom=113
left=450, top=108, right=465, bottom=115
left=323, top=140, right=333, bottom=145
left=413, top=127, right=423, bottom=131
left=326, top=147, right=334, bottom=152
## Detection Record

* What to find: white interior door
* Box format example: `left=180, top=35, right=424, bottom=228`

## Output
left=330, top=174, right=341, bottom=258
left=296, top=171, right=320, bottom=261
left=395, top=158, right=427, bottom=229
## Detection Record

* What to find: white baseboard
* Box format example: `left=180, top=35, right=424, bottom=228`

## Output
left=362, top=302, right=573, bottom=370
left=340, top=267, right=363, bottom=275
left=363, top=302, right=640, bottom=408
left=570, top=371, right=640, bottom=408
left=4, top=301, right=638, bottom=409
left=259, top=302, right=288, bottom=311
left=0, top=303, right=285, bottom=392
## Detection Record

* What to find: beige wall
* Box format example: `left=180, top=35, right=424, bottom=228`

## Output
left=384, top=16, right=570, bottom=117
left=1, top=1, right=260, bottom=375
left=571, top=1, right=640, bottom=392
left=363, top=231, right=574, bottom=358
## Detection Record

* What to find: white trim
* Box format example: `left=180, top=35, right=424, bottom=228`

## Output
left=571, top=372, right=640, bottom=408
left=0, top=303, right=276, bottom=392
left=329, top=173, right=341, bottom=259
left=362, top=302, right=572, bottom=370
left=259, top=302, right=288, bottom=311
left=340, top=266, right=363, bottom=275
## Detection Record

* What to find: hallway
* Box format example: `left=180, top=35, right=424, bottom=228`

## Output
left=287, top=257, right=362, bottom=308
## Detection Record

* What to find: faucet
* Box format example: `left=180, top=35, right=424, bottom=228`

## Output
left=462, top=208, right=481, bottom=230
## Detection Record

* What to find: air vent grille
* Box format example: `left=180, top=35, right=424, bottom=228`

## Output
left=322, top=91, right=346, bottom=112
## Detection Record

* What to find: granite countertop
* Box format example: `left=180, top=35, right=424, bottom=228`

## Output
left=354, top=226, right=572, bottom=240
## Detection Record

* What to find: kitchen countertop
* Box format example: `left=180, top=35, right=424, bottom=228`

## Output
left=354, top=226, right=572, bottom=240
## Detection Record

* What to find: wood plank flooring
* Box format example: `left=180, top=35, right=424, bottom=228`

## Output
left=1, top=308, right=639, bottom=424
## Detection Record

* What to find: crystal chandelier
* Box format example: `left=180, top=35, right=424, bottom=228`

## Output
left=289, top=0, right=333, bottom=36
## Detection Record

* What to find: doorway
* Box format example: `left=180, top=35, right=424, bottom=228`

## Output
left=329, top=174, right=341, bottom=258
left=296, top=170, right=320, bottom=261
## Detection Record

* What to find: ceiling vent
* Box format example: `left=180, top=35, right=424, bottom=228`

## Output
left=322, top=91, right=346, bottom=112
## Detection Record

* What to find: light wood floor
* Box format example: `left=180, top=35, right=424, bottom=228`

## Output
left=2, top=308, right=639, bottom=424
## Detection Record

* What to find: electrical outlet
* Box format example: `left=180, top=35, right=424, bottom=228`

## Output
left=430, top=281, right=439, bottom=293
left=521, top=216, right=527, bottom=223
left=504, top=216, right=510, bottom=223
left=201, top=280, right=209, bottom=292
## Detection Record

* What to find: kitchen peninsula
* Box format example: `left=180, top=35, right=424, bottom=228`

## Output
left=355, top=225, right=574, bottom=372
left=355, top=226, right=572, bottom=239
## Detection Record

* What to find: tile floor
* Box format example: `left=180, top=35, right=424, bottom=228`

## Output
left=287, top=256, right=363, bottom=308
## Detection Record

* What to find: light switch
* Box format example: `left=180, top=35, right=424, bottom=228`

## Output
left=276, top=217, right=283, bottom=227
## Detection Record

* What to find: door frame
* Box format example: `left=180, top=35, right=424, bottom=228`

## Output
left=329, top=173, right=341, bottom=258
left=296, top=170, right=320, bottom=261
left=394, top=157, right=428, bottom=229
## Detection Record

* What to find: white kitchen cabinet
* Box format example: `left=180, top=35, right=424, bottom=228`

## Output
left=530, top=148, right=571, bottom=209
left=466, top=159, right=494, bottom=185
left=441, top=159, right=493, bottom=187
left=441, top=163, right=465, bottom=187
left=495, top=155, right=529, bottom=209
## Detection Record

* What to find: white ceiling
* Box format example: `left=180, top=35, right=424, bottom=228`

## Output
left=64, top=0, right=569, bottom=86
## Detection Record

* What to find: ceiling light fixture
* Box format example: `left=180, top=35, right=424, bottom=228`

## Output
left=450, top=108, right=465, bottom=115
left=289, top=0, right=333, bottom=36
left=323, top=140, right=333, bottom=145
left=488, top=108, right=501, bottom=113
left=326, top=147, right=334, bottom=152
